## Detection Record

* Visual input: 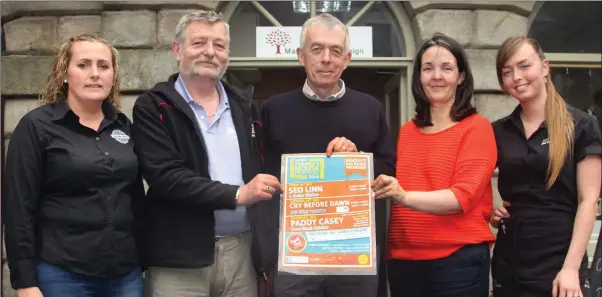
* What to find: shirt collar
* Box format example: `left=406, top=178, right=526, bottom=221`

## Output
left=302, top=79, right=346, bottom=102
left=507, top=103, right=547, bottom=130
left=175, top=74, right=229, bottom=110
left=52, top=96, right=123, bottom=124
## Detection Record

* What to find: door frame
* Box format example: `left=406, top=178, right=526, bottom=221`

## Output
left=226, top=64, right=414, bottom=126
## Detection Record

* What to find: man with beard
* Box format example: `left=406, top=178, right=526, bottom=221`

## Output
left=131, top=10, right=281, bottom=297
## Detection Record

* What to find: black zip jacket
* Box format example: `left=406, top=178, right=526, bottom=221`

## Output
left=131, top=73, right=266, bottom=274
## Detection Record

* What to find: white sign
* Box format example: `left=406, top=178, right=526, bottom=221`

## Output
left=256, top=26, right=373, bottom=58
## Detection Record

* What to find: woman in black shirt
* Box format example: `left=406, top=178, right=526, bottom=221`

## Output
left=490, top=36, right=601, bottom=297
left=3, top=34, right=144, bottom=297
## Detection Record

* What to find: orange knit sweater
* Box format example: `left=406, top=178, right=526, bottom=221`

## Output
left=386, top=114, right=497, bottom=261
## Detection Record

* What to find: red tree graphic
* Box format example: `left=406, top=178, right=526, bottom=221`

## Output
left=266, top=29, right=291, bottom=54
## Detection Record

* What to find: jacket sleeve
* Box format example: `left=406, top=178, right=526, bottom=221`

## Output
left=372, top=108, right=396, bottom=178
left=260, top=101, right=281, bottom=178
left=250, top=100, right=265, bottom=170
left=3, top=115, right=44, bottom=289
left=129, top=128, right=147, bottom=267
left=131, top=95, right=238, bottom=209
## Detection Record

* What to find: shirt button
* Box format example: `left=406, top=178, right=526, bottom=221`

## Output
left=107, top=196, right=112, bottom=200
left=104, top=152, right=109, bottom=156
left=96, top=137, right=100, bottom=140
left=201, top=116, right=205, bottom=119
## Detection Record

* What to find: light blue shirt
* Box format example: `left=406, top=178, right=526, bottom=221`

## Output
left=174, top=75, right=249, bottom=236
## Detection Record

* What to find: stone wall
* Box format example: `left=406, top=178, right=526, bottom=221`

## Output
left=1, top=1, right=537, bottom=296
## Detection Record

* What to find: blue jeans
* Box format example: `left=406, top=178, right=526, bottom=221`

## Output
left=387, top=243, right=490, bottom=297
left=36, top=261, right=143, bottom=297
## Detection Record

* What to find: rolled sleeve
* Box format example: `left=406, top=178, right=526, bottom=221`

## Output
left=575, top=115, right=602, bottom=162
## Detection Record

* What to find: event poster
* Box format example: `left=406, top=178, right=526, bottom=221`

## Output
left=278, top=153, right=377, bottom=275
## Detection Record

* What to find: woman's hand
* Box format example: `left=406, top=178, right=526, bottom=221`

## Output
left=372, top=174, right=406, bottom=204
left=552, top=268, right=583, bottom=297
left=17, top=287, right=43, bottom=297
left=490, top=201, right=511, bottom=228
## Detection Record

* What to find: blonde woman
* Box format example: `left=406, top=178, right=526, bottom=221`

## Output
left=3, top=34, right=144, bottom=297
left=490, top=36, right=602, bottom=297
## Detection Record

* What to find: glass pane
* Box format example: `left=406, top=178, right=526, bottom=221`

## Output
left=312, top=1, right=369, bottom=24
left=257, top=1, right=310, bottom=26
left=228, top=1, right=273, bottom=57
left=530, top=2, right=602, bottom=53
left=551, top=67, right=601, bottom=114
left=350, top=2, right=405, bottom=57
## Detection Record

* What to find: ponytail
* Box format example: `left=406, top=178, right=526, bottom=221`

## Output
left=544, top=76, right=574, bottom=189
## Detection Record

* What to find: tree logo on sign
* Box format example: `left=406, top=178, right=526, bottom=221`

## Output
left=266, top=29, right=291, bottom=55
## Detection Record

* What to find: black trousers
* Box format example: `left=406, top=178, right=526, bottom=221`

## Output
left=387, top=243, right=490, bottom=297
left=273, top=244, right=382, bottom=297
left=274, top=274, right=378, bottom=297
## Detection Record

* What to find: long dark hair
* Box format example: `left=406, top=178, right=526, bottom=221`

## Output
left=411, top=33, right=475, bottom=127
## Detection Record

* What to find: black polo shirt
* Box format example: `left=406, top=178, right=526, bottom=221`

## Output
left=493, top=104, right=602, bottom=217
left=3, top=98, right=144, bottom=289
left=491, top=104, right=602, bottom=282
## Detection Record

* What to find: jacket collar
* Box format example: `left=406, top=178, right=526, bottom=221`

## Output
left=158, top=73, right=250, bottom=103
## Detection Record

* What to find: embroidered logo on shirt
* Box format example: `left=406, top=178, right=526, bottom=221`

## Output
left=111, top=129, right=130, bottom=144
left=541, top=138, right=550, bottom=145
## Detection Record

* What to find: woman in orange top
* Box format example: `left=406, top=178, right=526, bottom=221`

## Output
left=372, top=33, right=497, bottom=297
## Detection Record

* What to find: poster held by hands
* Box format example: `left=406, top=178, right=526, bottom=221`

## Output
left=278, top=153, right=377, bottom=275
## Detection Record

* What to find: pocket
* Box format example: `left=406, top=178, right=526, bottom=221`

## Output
left=452, top=243, right=489, bottom=267
left=36, top=261, right=73, bottom=285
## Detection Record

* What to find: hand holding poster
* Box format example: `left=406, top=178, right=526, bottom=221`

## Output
left=278, top=153, right=377, bottom=275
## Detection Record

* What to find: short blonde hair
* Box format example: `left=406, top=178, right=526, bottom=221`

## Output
left=38, top=34, right=121, bottom=108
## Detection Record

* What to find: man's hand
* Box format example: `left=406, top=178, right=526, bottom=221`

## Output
left=18, top=287, right=43, bottom=297
left=326, top=137, right=357, bottom=156
left=237, top=174, right=282, bottom=206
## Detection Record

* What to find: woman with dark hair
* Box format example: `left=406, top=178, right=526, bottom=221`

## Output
left=372, top=33, right=497, bottom=297
left=490, top=36, right=601, bottom=297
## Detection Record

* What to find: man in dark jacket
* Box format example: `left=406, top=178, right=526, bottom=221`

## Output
left=131, top=10, right=281, bottom=297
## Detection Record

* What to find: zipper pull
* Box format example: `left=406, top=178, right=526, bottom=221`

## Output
left=259, top=268, right=268, bottom=281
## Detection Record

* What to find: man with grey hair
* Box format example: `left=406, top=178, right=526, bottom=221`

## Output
left=257, top=12, right=395, bottom=297
left=131, top=10, right=281, bottom=297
